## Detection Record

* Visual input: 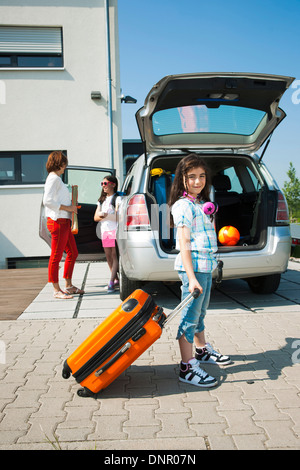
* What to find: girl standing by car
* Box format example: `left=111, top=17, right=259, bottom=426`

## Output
left=94, top=175, right=121, bottom=293
left=43, top=151, right=84, bottom=299
left=168, top=153, right=231, bottom=387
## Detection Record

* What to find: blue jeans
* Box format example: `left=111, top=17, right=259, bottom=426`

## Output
left=176, top=271, right=212, bottom=343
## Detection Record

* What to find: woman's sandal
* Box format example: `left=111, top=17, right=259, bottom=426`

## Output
left=53, top=291, right=73, bottom=299
left=65, top=286, right=85, bottom=295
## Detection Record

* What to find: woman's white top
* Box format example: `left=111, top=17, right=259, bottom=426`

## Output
left=97, top=194, right=122, bottom=232
left=43, top=172, right=71, bottom=220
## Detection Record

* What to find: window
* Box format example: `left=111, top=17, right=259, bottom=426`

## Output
left=20, top=153, right=49, bottom=183
left=64, top=168, right=113, bottom=205
left=223, top=164, right=262, bottom=194
left=123, top=175, right=134, bottom=196
left=0, top=26, right=63, bottom=68
left=245, top=166, right=262, bottom=191
left=0, top=151, right=51, bottom=185
left=0, top=156, right=15, bottom=182
left=223, top=167, right=243, bottom=194
left=152, top=105, right=266, bottom=137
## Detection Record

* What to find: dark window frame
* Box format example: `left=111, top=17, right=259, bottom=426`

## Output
left=0, top=53, right=63, bottom=68
left=0, top=151, right=56, bottom=185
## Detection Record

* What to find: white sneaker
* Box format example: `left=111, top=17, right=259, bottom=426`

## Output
left=179, top=358, right=217, bottom=388
left=195, top=343, right=231, bottom=365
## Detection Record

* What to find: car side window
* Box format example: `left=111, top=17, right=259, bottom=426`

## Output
left=223, top=167, right=243, bottom=193
left=245, top=167, right=262, bottom=191
left=122, top=174, right=134, bottom=196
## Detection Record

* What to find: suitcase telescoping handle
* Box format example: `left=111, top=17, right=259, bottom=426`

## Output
left=162, top=288, right=200, bottom=327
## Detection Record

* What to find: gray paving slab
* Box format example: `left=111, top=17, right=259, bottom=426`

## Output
left=0, top=260, right=299, bottom=450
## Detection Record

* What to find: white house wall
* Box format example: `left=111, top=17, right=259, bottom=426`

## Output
left=0, top=0, right=122, bottom=268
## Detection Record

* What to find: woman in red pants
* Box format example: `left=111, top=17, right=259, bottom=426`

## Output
left=43, top=151, right=84, bottom=299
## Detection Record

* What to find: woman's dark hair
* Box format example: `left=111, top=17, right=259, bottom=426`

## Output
left=46, top=151, right=68, bottom=173
left=168, top=153, right=211, bottom=206
left=99, top=174, right=118, bottom=204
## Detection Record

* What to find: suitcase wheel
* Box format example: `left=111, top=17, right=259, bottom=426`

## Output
left=62, top=360, right=72, bottom=379
left=62, top=370, right=71, bottom=379
left=77, top=387, right=97, bottom=399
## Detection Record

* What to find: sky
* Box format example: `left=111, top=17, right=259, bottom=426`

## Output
left=118, top=0, right=300, bottom=190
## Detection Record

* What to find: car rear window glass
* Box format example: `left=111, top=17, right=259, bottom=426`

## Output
left=152, top=105, right=266, bottom=137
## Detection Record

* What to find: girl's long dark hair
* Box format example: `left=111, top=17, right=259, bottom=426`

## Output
left=168, top=153, right=211, bottom=207
left=168, top=154, right=212, bottom=227
left=98, top=175, right=118, bottom=204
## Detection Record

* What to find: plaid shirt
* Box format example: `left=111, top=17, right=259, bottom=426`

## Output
left=171, top=198, right=218, bottom=273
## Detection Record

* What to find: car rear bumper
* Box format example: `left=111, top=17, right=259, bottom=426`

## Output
left=118, top=226, right=291, bottom=281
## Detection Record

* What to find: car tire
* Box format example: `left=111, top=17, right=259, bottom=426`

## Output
left=247, top=273, right=281, bottom=294
left=119, top=258, right=143, bottom=301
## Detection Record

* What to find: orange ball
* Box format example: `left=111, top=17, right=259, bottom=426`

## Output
left=218, top=226, right=240, bottom=246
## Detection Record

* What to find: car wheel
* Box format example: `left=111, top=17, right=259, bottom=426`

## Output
left=247, top=273, right=281, bottom=294
left=119, top=259, right=143, bottom=301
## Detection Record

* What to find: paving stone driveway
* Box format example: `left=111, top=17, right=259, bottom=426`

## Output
left=0, top=261, right=299, bottom=450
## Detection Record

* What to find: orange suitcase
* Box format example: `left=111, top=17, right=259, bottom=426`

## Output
left=62, top=288, right=199, bottom=398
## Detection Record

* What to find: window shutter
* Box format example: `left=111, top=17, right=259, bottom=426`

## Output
left=0, top=26, right=62, bottom=54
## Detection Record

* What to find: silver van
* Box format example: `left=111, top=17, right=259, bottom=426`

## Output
left=117, top=72, right=294, bottom=300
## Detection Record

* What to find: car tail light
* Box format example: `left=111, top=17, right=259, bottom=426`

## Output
left=126, top=194, right=151, bottom=230
left=275, top=191, right=290, bottom=224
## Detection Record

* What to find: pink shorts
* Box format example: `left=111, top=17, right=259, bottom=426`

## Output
left=102, top=230, right=116, bottom=248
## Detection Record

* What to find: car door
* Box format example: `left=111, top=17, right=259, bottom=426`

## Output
left=39, top=166, right=115, bottom=259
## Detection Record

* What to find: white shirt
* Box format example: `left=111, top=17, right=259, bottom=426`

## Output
left=97, top=194, right=122, bottom=232
left=43, top=172, right=71, bottom=220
